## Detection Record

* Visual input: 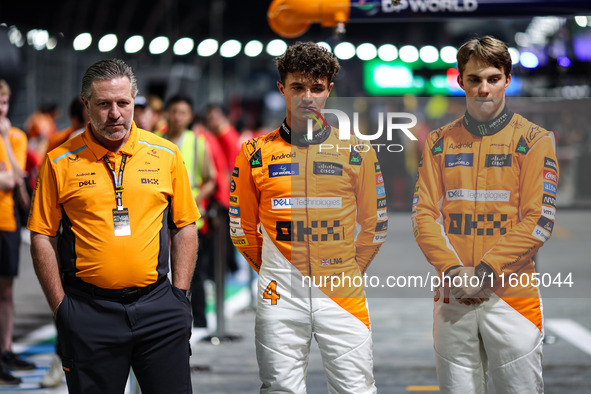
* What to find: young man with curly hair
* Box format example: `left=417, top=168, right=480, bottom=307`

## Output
left=230, top=42, right=387, bottom=393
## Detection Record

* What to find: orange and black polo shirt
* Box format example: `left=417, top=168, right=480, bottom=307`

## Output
left=27, top=122, right=199, bottom=289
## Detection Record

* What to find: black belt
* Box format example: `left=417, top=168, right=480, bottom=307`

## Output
left=64, top=275, right=168, bottom=304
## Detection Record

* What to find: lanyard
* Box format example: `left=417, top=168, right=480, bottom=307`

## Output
left=103, top=154, right=127, bottom=210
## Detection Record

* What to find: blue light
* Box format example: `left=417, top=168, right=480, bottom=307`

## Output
left=557, top=56, right=571, bottom=67
left=520, top=52, right=539, bottom=69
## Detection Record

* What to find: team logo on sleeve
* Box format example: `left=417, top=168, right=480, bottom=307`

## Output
left=543, top=182, right=557, bottom=196
left=544, top=157, right=558, bottom=171
left=349, top=150, right=362, bottom=165
left=543, top=170, right=558, bottom=183
left=542, top=194, right=556, bottom=208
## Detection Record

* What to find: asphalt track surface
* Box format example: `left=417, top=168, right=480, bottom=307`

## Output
left=7, top=211, right=591, bottom=393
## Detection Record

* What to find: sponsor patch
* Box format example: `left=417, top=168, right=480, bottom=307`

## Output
left=377, top=198, right=387, bottom=209
left=446, top=189, right=511, bottom=202
left=375, top=221, right=388, bottom=232
left=229, top=206, right=240, bottom=216
left=432, top=138, right=444, bottom=155
left=542, top=194, right=556, bottom=208
left=448, top=141, right=473, bottom=150
left=230, top=179, right=236, bottom=192
left=526, top=125, right=543, bottom=144
left=376, top=173, right=384, bottom=185
left=544, top=157, right=558, bottom=171
left=230, top=227, right=245, bottom=237
left=320, top=257, right=343, bottom=266
left=444, top=153, right=473, bottom=168
left=412, top=196, right=419, bottom=205
left=543, top=182, right=557, bottom=196
left=373, top=232, right=387, bottom=243
left=249, top=149, right=262, bottom=168
left=375, top=162, right=381, bottom=172
left=543, top=170, right=558, bottom=183
left=232, top=167, right=239, bottom=177
left=515, top=136, right=529, bottom=154
left=349, top=150, right=362, bottom=166
left=269, top=163, right=299, bottom=177
left=377, top=209, right=388, bottom=221
left=376, top=185, right=386, bottom=197
left=485, top=154, right=512, bottom=168
left=272, top=197, right=342, bottom=209
left=229, top=217, right=241, bottom=228
left=541, top=205, right=556, bottom=220
left=232, top=237, right=249, bottom=246
left=537, top=216, right=554, bottom=233
left=313, top=162, right=343, bottom=176
left=271, top=152, right=296, bottom=161
left=532, top=226, right=551, bottom=242
left=229, top=195, right=239, bottom=205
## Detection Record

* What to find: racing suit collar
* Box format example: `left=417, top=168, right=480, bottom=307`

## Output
left=279, top=119, right=331, bottom=147
left=463, top=105, right=514, bottom=137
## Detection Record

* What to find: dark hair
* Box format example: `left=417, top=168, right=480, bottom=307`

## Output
left=81, top=59, right=138, bottom=101
left=166, top=93, right=193, bottom=110
left=275, top=41, right=340, bottom=84
left=457, top=36, right=512, bottom=78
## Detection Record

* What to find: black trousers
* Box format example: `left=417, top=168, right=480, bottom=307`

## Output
left=56, top=280, right=193, bottom=394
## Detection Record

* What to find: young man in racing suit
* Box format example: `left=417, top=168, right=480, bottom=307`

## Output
left=412, top=36, right=558, bottom=393
left=230, top=42, right=387, bottom=393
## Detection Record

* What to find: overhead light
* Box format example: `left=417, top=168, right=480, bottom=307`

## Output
left=574, top=16, right=588, bottom=28
left=149, top=36, right=169, bottom=55
left=317, top=41, right=331, bottom=52
left=266, top=39, right=287, bottom=56
left=374, top=64, right=413, bottom=88
left=7, top=26, right=24, bottom=47
left=508, top=47, right=520, bottom=64
left=46, top=36, right=57, bottom=50
left=173, top=37, right=194, bottom=56
left=27, top=29, right=49, bottom=50
left=197, top=38, right=218, bottom=57
left=334, top=42, right=355, bottom=60
left=124, top=35, right=144, bottom=54
left=220, top=39, right=241, bottom=58
left=419, top=45, right=439, bottom=63
left=557, top=56, right=571, bottom=67
left=73, top=33, right=92, bottom=51
left=399, top=45, right=419, bottom=63
left=98, top=34, right=118, bottom=52
left=377, top=44, right=397, bottom=61
left=356, top=43, right=377, bottom=61
left=244, top=40, right=263, bottom=57
left=440, top=46, right=457, bottom=64
left=520, top=51, right=539, bottom=69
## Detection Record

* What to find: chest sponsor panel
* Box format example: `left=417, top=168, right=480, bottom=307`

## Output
left=444, top=153, right=473, bottom=168
left=271, top=197, right=342, bottom=209
left=269, top=163, right=299, bottom=177
left=313, top=162, right=342, bottom=176
left=485, top=154, right=512, bottom=168
left=446, top=189, right=511, bottom=202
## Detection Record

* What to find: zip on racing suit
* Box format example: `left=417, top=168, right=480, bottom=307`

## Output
left=230, top=121, right=387, bottom=393
left=412, top=107, right=558, bottom=394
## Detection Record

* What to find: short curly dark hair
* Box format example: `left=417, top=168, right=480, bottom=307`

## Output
left=275, top=42, right=340, bottom=84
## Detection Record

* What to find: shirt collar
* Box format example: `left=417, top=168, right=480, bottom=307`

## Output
left=83, top=121, right=139, bottom=160
left=463, top=105, right=514, bottom=137
left=279, top=119, right=331, bottom=147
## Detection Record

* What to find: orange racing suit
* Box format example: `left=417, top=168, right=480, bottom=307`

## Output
left=412, top=107, right=558, bottom=393
left=230, top=121, right=387, bottom=393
